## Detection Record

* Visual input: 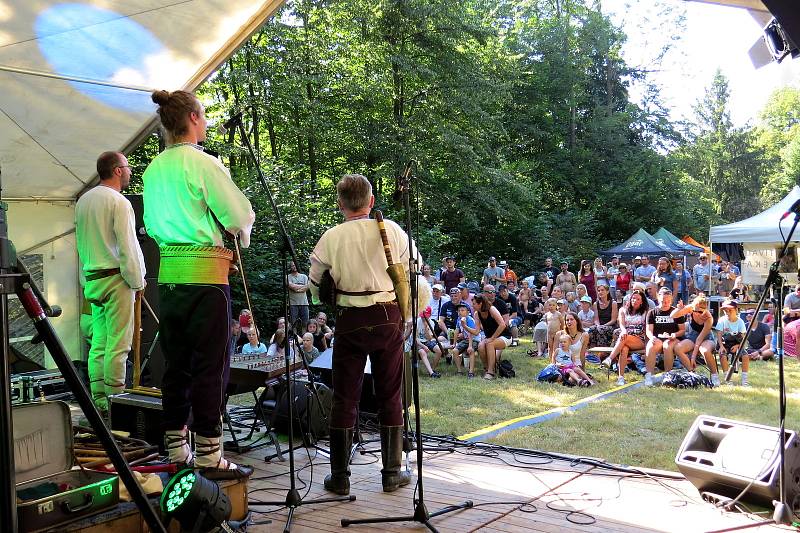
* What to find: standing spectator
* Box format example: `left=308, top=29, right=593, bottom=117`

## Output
left=717, top=261, right=736, bottom=297
left=611, top=289, right=649, bottom=386
left=422, top=264, right=435, bottom=286
left=482, top=257, right=506, bottom=287
left=501, top=261, right=518, bottom=284
left=434, top=257, right=448, bottom=282
left=542, top=257, right=561, bottom=288
left=589, top=284, right=618, bottom=347
left=635, top=255, right=656, bottom=283
left=674, top=260, right=692, bottom=304
left=607, top=256, right=621, bottom=300
left=518, top=280, right=532, bottom=321
left=556, top=261, right=577, bottom=295
left=632, top=256, right=643, bottom=271
left=642, top=287, right=685, bottom=386
left=692, top=253, right=714, bottom=294
left=593, top=257, right=609, bottom=290
left=579, top=260, right=596, bottom=301
left=542, top=298, right=564, bottom=357
left=287, top=261, right=310, bottom=332
left=651, top=257, right=678, bottom=296
left=440, top=256, right=465, bottom=292
left=242, top=329, right=268, bottom=355
left=615, top=263, right=632, bottom=300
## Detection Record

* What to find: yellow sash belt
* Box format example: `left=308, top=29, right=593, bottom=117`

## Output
left=158, top=245, right=233, bottom=285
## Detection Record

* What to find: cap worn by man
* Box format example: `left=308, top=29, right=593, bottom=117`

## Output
left=432, top=284, right=444, bottom=292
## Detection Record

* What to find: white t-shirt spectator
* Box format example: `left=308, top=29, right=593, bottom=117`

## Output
left=428, top=295, right=450, bottom=321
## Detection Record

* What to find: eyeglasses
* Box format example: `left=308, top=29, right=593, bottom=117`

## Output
left=483, top=290, right=495, bottom=294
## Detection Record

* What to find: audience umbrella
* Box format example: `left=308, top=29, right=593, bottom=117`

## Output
left=652, top=228, right=705, bottom=254
left=601, top=228, right=679, bottom=258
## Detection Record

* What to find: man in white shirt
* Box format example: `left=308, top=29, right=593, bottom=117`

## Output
left=309, top=174, right=420, bottom=496
left=76, top=151, right=145, bottom=415
left=429, top=284, right=450, bottom=334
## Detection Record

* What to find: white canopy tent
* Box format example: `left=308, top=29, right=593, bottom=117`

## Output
left=0, top=0, right=283, bottom=365
left=709, top=186, right=800, bottom=244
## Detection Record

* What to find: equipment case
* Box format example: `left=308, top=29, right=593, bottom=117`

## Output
left=14, top=401, right=119, bottom=532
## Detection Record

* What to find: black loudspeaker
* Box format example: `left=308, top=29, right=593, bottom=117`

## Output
left=676, top=415, right=800, bottom=507
left=271, top=381, right=332, bottom=443
left=125, top=194, right=164, bottom=387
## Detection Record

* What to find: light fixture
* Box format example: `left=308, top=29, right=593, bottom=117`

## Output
left=160, top=470, right=232, bottom=532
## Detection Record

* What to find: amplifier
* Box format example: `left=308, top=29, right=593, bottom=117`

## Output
left=109, top=392, right=167, bottom=453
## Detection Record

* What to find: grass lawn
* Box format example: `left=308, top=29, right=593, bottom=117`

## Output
left=417, top=337, right=800, bottom=472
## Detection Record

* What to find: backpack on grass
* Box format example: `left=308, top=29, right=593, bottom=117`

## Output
left=661, top=369, right=713, bottom=389
left=498, top=359, right=515, bottom=378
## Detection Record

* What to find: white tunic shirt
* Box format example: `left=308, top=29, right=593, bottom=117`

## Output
left=309, top=216, right=421, bottom=308
left=75, top=185, right=145, bottom=290
left=142, top=144, right=254, bottom=248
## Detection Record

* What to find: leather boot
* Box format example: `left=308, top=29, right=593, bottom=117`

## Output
left=324, top=427, right=353, bottom=495
left=380, top=425, right=411, bottom=492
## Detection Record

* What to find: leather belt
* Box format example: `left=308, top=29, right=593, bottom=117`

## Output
left=85, top=268, right=121, bottom=282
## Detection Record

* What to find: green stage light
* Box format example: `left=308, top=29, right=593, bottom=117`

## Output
left=159, top=470, right=232, bottom=532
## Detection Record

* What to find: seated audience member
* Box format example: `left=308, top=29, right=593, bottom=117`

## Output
left=744, top=311, right=773, bottom=360
left=642, top=287, right=686, bottom=386
left=242, top=329, right=268, bottom=355
left=623, top=282, right=656, bottom=309
left=784, top=284, right=800, bottom=325
left=536, top=271, right=552, bottom=293
left=715, top=299, right=751, bottom=386
left=615, top=263, right=632, bottom=301
left=416, top=306, right=444, bottom=378
left=645, top=282, right=659, bottom=308
left=440, top=287, right=471, bottom=347
left=588, top=284, right=618, bottom=348
left=557, top=298, right=569, bottom=318
left=473, top=291, right=510, bottom=380
left=454, top=303, right=482, bottom=378
left=556, top=311, right=590, bottom=368
left=550, top=285, right=564, bottom=301
left=552, top=333, right=593, bottom=387
left=672, top=293, right=720, bottom=386
left=577, top=295, right=594, bottom=329
left=300, top=332, right=320, bottom=363
left=307, top=319, right=328, bottom=352
left=239, top=309, right=253, bottom=335
left=429, top=284, right=450, bottom=334
left=316, top=311, right=334, bottom=340
left=525, top=288, right=545, bottom=336
left=611, top=289, right=649, bottom=386
left=231, top=319, right=245, bottom=354
left=497, top=284, right=521, bottom=345
left=575, top=284, right=588, bottom=302
left=458, top=282, right=474, bottom=307
left=783, top=317, right=800, bottom=358
left=566, top=291, right=579, bottom=314
left=267, top=328, right=294, bottom=358
left=506, top=279, right=518, bottom=294
left=730, top=276, right=749, bottom=302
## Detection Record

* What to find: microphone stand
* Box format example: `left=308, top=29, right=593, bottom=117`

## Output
left=724, top=213, right=799, bottom=525
left=223, top=114, right=353, bottom=532
left=0, top=168, right=165, bottom=532
left=340, top=162, right=473, bottom=532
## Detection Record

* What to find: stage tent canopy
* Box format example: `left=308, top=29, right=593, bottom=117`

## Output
left=709, top=186, right=800, bottom=243
left=0, top=0, right=284, bottom=366
left=600, top=228, right=681, bottom=258
left=652, top=227, right=705, bottom=254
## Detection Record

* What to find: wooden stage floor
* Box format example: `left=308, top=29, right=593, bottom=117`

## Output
left=230, top=434, right=796, bottom=533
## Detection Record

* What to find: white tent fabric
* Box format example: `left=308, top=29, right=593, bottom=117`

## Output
left=709, top=186, right=800, bottom=244
left=0, top=0, right=283, bottom=364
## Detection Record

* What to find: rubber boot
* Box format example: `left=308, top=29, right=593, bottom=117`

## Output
left=324, top=427, right=353, bottom=495
left=380, top=425, right=411, bottom=492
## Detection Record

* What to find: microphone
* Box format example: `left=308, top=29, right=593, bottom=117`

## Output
left=217, top=110, right=245, bottom=135
left=781, top=198, right=800, bottom=220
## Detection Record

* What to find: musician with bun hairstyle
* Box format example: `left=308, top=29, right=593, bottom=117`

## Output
left=142, top=89, right=255, bottom=479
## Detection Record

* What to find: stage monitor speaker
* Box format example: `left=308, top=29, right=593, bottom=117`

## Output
left=676, top=415, right=800, bottom=508
left=270, top=381, right=332, bottom=443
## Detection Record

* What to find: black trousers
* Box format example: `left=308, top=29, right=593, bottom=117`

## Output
left=159, top=283, right=231, bottom=437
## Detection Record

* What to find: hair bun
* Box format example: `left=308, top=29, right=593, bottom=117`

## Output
left=151, top=90, right=171, bottom=106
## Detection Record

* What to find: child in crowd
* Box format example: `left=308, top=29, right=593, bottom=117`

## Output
left=544, top=298, right=565, bottom=357
left=566, top=291, right=579, bottom=313
left=716, top=299, right=751, bottom=386
left=552, top=333, right=592, bottom=387
left=557, top=298, right=569, bottom=318
left=416, top=306, right=444, bottom=378
left=577, top=295, right=595, bottom=329
left=454, top=303, right=481, bottom=378
left=518, top=280, right=532, bottom=330
left=300, top=332, right=320, bottom=363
